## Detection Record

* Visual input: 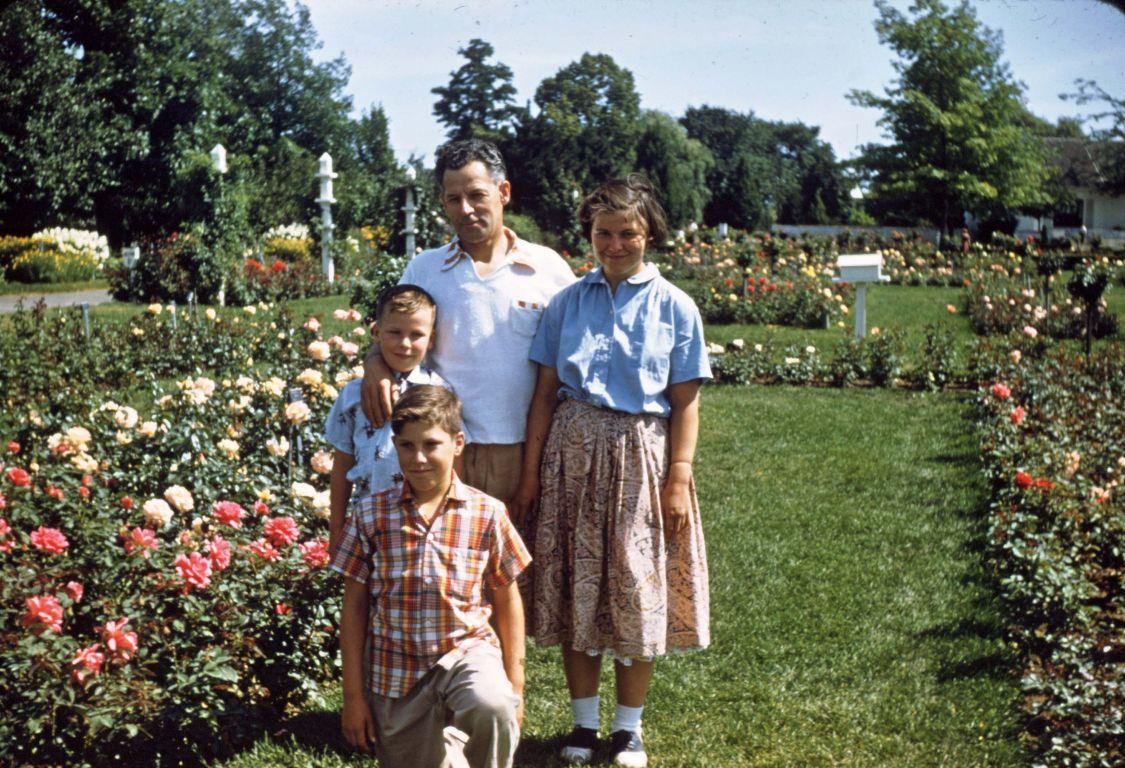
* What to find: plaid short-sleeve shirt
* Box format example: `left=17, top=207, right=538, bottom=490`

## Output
left=330, top=475, right=531, bottom=698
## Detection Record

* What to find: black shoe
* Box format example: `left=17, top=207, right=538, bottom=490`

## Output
left=559, top=726, right=599, bottom=764
left=609, top=729, right=647, bottom=767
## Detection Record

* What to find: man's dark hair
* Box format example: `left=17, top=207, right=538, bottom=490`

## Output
left=433, top=139, right=507, bottom=188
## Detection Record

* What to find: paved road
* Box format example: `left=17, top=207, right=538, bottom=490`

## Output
left=0, top=289, right=114, bottom=314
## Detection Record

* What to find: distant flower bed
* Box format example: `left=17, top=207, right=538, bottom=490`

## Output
left=0, top=303, right=376, bottom=765
left=975, top=343, right=1123, bottom=767
left=0, top=228, right=110, bottom=283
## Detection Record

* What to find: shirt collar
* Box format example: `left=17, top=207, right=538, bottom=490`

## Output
left=581, top=262, right=660, bottom=287
left=440, top=227, right=536, bottom=271
left=397, top=472, right=469, bottom=506
left=396, top=366, right=432, bottom=386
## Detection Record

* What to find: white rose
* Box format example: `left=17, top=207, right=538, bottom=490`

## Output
left=285, top=401, right=311, bottom=425
left=350, top=326, right=367, bottom=338
left=65, top=426, right=92, bottom=448
left=147, top=303, right=163, bottom=315
left=319, top=384, right=338, bottom=400
left=115, top=430, right=133, bottom=446
left=236, top=376, right=256, bottom=394
left=729, top=338, right=745, bottom=351
left=307, top=341, right=331, bottom=361
left=142, top=498, right=174, bottom=528
left=243, top=305, right=256, bottom=315
left=313, top=490, right=331, bottom=518
left=291, top=482, right=318, bottom=504
left=296, top=369, right=323, bottom=387
left=335, top=369, right=355, bottom=388
left=71, top=452, right=98, bottom=473
left=266, top=436, right=290, bottom=457
left=332, top=309, right=349, bottom=321
left=164, top=485, right=194, bottom=513
left=217, top=438, right=239, bottom=458
left=114, top=406, right=139, bottom=429
left=311, top=450, right=334, bottom=474
left=204, top=308, right=217, bottom=321
left=137, top=421, right=158, bottom=438
left=340, top=341, right=359, bottom=358
left=262, top=377, right=286, bottom=398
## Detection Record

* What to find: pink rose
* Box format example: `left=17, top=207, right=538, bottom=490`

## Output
left=990, top=383, right=1011, bottom=400
left=1010, top=406, right=1026, bottom=426
left=22, top=595, right=64, bottom=634
left=264, top=516, right=299, bottom=548
left=30, top=526, right=69, bottom=554
left=64, top=581, right=84, bottom=603
left=71, top=643, right=105, bottom=685
left=100, top=618, right=139, bottom=664
left=300, top=538, right=330, bottom=569
left=212, top=500, right=247, bottom=529
left=123, top=527, right=159, bottom=558
left=206, top=535, right=232, bottom=572
left=174, top=552, right=213, bottom=592
left=244, top=538, right=281, bottom=561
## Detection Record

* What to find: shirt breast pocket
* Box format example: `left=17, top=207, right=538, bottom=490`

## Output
left=509, top=299, right=544, bottom=338
left=447, top=549, right=489, bottom=605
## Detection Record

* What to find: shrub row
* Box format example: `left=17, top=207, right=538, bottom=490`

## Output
left=975, top=344, right=1123, bottom=767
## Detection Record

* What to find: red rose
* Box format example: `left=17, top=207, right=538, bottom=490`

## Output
left=120, top=496, right=134, bottom=510
left=5, top=467, right=31, bottom=487
left=1034, top=477, right=1054, bottom=491
left=78, top=486, right=90, bottom=500
left=1010, top=406, right=1026, bottom=426
left=275, top=603, right=292, bottom=615
left=990, top=383, right=1011, bottom=400
left=1015, top=471, right=1033, bottom=489
left=6, top=441, right=19, bottom=454
left=45, top=485, right=64, bottom=501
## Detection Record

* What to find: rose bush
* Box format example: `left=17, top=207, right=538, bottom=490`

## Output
left=0, top=309, right=370, bottom=765
left=975, top=344, right=1123, bottom=767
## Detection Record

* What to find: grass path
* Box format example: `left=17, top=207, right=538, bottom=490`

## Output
left=216, top=386, right=1024, bottom=767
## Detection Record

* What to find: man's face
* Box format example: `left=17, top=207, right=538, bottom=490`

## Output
left=393, top=420, right=463, bottom=497
left=440, top=161, right=510, bottom=246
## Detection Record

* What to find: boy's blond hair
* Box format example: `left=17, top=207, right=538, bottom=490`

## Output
left=374, top=284, right=437, bottom=324
left=390, top=385, right=462, bottom=437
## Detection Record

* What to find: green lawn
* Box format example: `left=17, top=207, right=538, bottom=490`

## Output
left=0, top=277, right=108, bottom=294
left=213, top=386, right=1024, bottom=768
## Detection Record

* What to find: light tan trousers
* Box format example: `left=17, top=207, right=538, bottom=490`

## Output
left=368, top=643, right=520, bottom=768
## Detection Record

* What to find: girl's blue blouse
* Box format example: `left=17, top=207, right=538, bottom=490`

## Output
left=529, top=263, right=711, bottom=417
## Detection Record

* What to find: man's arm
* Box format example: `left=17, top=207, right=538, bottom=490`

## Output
left=360, top=345, right=396, bottom=427
left=340, top=579, right=378, bottom=752
left=489, top=579, right=526, bottom=726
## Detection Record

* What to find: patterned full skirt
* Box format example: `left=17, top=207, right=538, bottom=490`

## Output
left=525, top=398, right=710, bottom=658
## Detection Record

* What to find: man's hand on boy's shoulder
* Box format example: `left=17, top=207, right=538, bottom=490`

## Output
left=341, top=692, right=379, bottom=753
left=361, top=345, right=397, bottom=426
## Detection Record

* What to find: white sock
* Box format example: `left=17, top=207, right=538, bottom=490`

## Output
left=611, top=703, right=643, bottom=734
left=571, top=695, right=600, bottom=731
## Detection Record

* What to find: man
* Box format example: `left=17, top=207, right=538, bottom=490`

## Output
left=362, top=139, right=575, bottom=502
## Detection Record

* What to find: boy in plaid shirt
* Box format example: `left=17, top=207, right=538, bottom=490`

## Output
left=331, top=385, right=530, bottom=768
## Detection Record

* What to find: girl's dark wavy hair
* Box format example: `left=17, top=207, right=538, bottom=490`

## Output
left=577, top=174, right=669, bottom=245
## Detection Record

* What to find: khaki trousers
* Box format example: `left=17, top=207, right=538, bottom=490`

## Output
left=461, top=443, right=523, bottom=503
left=369, top=643, right=520, bottom=768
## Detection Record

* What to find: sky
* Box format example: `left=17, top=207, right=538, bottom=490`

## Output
left=300, top=0, right=1125, bottom=165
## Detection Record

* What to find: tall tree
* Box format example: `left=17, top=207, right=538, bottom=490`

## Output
left=511, top=53, right=641, bottom=241
left=848, top=0, right=1050, bottom=232
left=431, top=39, right=520, bottom=142
left=634, top=111, right=714, bottom=228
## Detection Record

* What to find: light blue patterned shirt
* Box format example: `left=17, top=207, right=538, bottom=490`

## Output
left=529, top=263, right=711, bottom=417
left=323, top=366, right=453, bottom=499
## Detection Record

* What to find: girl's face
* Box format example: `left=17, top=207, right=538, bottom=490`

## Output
left=591, top=210, right=647, bottom=287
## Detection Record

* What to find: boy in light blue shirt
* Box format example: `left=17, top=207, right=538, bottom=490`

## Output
left=324, top=284, right=456, bottom=555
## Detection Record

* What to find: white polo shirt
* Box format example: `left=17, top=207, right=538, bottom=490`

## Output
left=400, top=228, right=576, bottom=445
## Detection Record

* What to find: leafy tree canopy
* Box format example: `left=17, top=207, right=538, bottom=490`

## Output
left=848, top=0, right=1050, bottom=232
left=431, top=38, right=521, bottom=143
